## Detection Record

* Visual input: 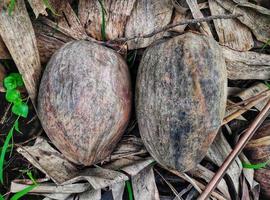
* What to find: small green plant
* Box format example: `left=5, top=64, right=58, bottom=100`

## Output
left=0, top=171, right=37, bottom=200
left=242, top=160, right=270, bottom=169
left=98, top=0, right=107, bottom=41
left=10, top=185, right=37, bottom=200
left=10, top=171, right=38, bottom=200
left=125, top=180, right=134, bottom=200
left=0, top=73, right=29, bottom=184
left=4, top=73, right=28, bottom=118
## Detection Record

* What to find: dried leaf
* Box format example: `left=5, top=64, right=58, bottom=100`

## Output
left=239, top=153, right=254, bottom=190
left=215, top=0, right=270, bottom=43
left=104, top=135, right=147, bottom=161
left=225, top=102, right=246, bottom=122
left=17, top=137, right=78, bottom=184
left=189, top=165, right=231, bottom=199
left=254, top=168, right=270, bottom=199
left=0, top=37, right=10, bottom=59
left=222, top=47, right=270, bottom=80
left=251, top=180, right=260, bottom=200
left=209, top=0, right=253, bottom=51
left=207, top=131, right=242, bottom=195
left=28, top=0, right=48, bottom=18
left=121, top=157, right=154, bottom=176
left=186, top=0, right=212, bottom=36
left=11, top=182, right=90, bottom=194
left=224, top=87, right=270, bottom=124
left=48, top=0, right=88, bottom=40
left=43, top=193, right=71, bottom=200
left=245, top=120, right=270, bottom=163
left=161, top=196, right=174, bottom=200
left=0, top=0, right=42, bottom=105
left=33, top=19, right=73, bottom=64
left=125, top=0, right=173, bottom=49
left=0, top=64, right=6, bottom=92
left=241, top=177, right=251, bottom=200
left=227, top=87, right=242, bottom=96
left=67, top=189, right=101, bottom=200
left=236, top=83, right=270, bottom=111
left=79, top=0, right=136, bottom=40
left=223, top=83, right=270, bottom=124
left=173, top=184, right=193, bottom=200
left=169, top=170, right=227, bottom=200
left=111, top=182, right=125, bottom=200
left=18, top=136, right=154, bottom=191
left=62, top=167, right=129, bottom=190
left=170, top=11, right=191, bottom=33
left=105, top=156, right=145, bottom=171
left=185, top=188, right=199, bottom=200
left=171, top=0, right=188, bottom=14
left=131, top=166, right=159, bottom=200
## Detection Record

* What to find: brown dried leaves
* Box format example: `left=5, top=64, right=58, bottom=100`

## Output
left=0, top=0, right=41, bottom=105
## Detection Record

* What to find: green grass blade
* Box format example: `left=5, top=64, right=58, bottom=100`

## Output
left=264, top=81, right=270, bottom=89
left=242, top=160, right=270, bottom=169
left=27, top=171, right=37, bottom=185
left=261, top=39, right=270, bottom=52
left=0, top=144, right=12, bottom=152
left=125, top=180, right=134, bottom=200
left=98, top=0, right=106, bottom=41
left=8, top=0, right=16, bottom=16
left=42, top=0, right=59, bottom=16
left=10, top=185, right=37, bottom=200
left=0, top=126, right=15, bottom=184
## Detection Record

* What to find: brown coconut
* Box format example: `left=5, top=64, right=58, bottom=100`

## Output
left=38, top=40, right=132, bottom=166
left=136, top=32, right=227, bottom=172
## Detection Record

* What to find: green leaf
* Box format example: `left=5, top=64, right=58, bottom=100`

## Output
left=0, top=145, right=12, bottom=153
left=8, top=0, right=16, bottom=16
left=5, top=89, right=20, bottom=103
left=14, top=120, right=20, bottom=133
left=12, top=102, right=28, bottom=118
left=0, top=126, right=15, bottom=184
left=98, top=0, right=106, bottom=41
left=242, top=160, right=270, bottom=169
left=125, top=180, right=134, bottom=200
left=26, top=171, right=37, bottom=185
left=9, top=73, right=23, bottom=87
left=0, top=194, right=4, bottom=200
left=3, top=76, right=17, bottom=90
left=10, top=185, right=37, bottom=200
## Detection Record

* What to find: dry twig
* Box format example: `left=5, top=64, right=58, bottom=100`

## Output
left=114, top=14, right=242, bottom=42
left=223, top=91, right=270, bottom=124
left=199, top=99, right=270, bottom=199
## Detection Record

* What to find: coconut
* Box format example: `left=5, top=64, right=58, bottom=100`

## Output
left=38, top=40, right=132, bottom=166
left=136, top=32, right=227, bottom=172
